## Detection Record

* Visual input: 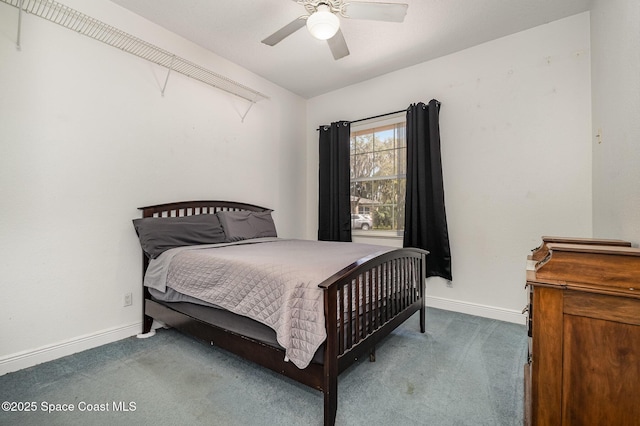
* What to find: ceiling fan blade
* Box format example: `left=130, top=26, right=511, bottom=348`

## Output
left=343, top=2, right=408, bottom=22
left=261, top=17, right=307, bottom=46
left=327, top=29, right=350, bottom=60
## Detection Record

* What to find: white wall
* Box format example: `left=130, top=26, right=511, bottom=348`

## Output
left=306, top=13, right=593, bottom=322
left=590, top=0, right=640, bottom=246
left=0, top=0, right=307, bottom=373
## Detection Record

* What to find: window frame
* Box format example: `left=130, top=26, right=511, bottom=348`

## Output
left=350, top=112, right=406, bottom=238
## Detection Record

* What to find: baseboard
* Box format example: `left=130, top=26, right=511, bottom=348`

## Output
left=426, top=295, right=525, bottom=325
left=0, top=322, right=142, bottom=376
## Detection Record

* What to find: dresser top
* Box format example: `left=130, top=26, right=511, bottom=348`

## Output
left=528, top=242, right=640, bottom=298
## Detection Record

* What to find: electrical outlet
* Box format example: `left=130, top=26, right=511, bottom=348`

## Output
left=124, top=292, right=132, bottom=307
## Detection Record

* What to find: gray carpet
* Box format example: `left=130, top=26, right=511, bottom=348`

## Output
left=0, top=308, right=527, bottom=426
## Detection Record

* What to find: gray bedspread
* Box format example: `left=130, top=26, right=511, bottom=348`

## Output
left=144, top=238, right=392, bottom=369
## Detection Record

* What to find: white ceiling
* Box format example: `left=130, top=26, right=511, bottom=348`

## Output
left=109, top=0, right=592, bottom=99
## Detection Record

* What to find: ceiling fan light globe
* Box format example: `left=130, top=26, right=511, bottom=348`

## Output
left=306, top=7, right=340, bottom=40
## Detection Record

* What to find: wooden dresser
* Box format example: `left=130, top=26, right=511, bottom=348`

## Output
left=524, top=237, right=640, bottom=426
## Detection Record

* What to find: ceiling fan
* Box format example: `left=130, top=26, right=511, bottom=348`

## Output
left=261, top=0, right=409, bottom=60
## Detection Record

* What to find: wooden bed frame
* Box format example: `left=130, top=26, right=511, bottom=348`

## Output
left=138, top=200, right=428, bottom=426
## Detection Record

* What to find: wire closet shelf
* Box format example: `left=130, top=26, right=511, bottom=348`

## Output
left=3, top=0, right=269, bottom=105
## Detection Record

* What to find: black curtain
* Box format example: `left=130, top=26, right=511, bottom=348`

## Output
left=403, top=100, right=452, bottom=280
left=318, top=121, right=352, bottom=242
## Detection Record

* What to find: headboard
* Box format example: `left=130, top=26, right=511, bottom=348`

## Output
left=138, top=200, right=269, bottom=219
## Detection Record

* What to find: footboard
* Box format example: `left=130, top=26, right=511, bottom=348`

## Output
left=318, top=248, right=428, bottom=425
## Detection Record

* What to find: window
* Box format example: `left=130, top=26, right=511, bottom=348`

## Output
left=350, top=113, right=406, bottom=236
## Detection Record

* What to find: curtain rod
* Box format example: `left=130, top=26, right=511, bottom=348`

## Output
left=350, top=108, right=407, bottom=125
left=317, top=100, right=441, bottom=130
left=317, top=108, right=406, bottom=131
left=349, top=100, right=441, bottom=124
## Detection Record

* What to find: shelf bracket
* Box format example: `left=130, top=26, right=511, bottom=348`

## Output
left=240, top=101, right=256, bottom=123
left=161, top=55, right=176, bottom=97
left=16, top=0, right=23, bottom=51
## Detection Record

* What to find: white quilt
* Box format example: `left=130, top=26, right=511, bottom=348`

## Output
left=144, top=238, right=392, bottom=369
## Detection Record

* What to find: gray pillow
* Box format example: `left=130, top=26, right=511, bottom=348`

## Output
left=133, top=214, right=226, bottom=259
left=216, top=210, right=277, bottom=242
